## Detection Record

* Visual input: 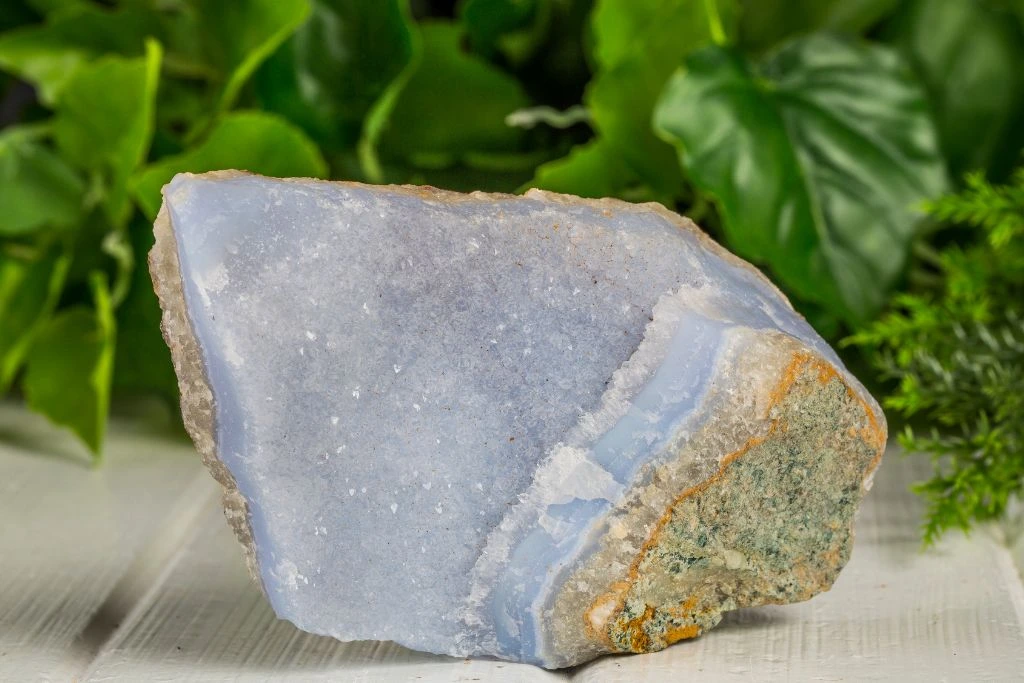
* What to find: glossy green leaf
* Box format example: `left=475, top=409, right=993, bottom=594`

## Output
left=256, top=0, right=415, bottom=152
left=132, top=111, right=328, bottom=219
left=588, top=0, right=736, bottom=191
left=0, top=126, right=84, bottom=236
left=192, top=0, right=310, bottom=112
left=0, top=248, right=70, bottom=392
left=23, top=273, right=115, bottom=457
left=738, top=0, right=899, bottom=53
left=654, top=36, right=947, bottom=323
left=53, top=40, right=161, bottom=225
left=365, top=21, right=530, bottom=183
left=886, top=0, right=1024, bottom=179
left=0, top=4, right=159, bottom=104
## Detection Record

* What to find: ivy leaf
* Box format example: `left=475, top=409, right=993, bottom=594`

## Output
left=23, top=273, right=115, bottom=458
left=0, top=126, right=84, bottom=236
left=193, top=0, right=311, bottom=113
left=654, top=35, right=947, bottom=324
left=53, top=39, right=161, bottom=226
left=377, top=21, right=529, bottom=158
left=886, top=0, right=1024, bottom=179
left=529, top=0, right=733, bottom=200
left=133, top=111, right=328, bottom=219
left=363, top=21, right=530, bottom=185
left=256, top=0, right=415, bottom=154
left=583, top=0, right=735, bottom=197
left=0, top=247, right=70, bottom=392
left=0, top=4, right=160, bottom=104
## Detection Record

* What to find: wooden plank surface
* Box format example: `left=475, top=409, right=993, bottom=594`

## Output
left=2, top=402, right=1023, bottom=682
left=0, top=403, right=209, bottom=682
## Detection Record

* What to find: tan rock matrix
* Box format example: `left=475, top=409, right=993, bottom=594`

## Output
left=150, top=171, right=885, bottom=668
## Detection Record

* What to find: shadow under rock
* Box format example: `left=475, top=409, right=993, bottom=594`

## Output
left=713, top=605, right=796, bottom=633
left=106, top=571, right=471, bottom=675
left=0, top=400, right=92, bottom=464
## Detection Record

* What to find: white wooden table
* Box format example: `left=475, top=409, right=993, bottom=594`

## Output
left=2, top=402, right=1022, bottom=682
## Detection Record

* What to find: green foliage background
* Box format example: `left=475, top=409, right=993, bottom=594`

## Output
left=0, top=0, right=1021, bottom=539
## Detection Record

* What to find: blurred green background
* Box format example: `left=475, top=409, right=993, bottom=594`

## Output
left=0, top=0, right=1022, bottom=541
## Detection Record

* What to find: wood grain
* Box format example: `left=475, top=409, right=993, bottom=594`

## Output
left=0, top=404, right=209, bottom=681
left=1, top=402, right=1022, bottom=682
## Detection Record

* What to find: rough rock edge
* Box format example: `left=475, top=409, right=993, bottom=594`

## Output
left=149, top=187, right=263, bottom=588
left=147, top=169, right=884, bottom=615
left=544, top=332, right=886, bottom=668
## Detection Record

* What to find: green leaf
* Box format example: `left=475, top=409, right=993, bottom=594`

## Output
left=738, top=0, right=900, bottom=53
left=23, top=273, right=115, bottom=458
left=0, top=248, right=70, bottom=392
left=525, top=139, right=640, bottom=198
left=363, top=21, right=531, bottom=184
left=585, top=0, right=736, bottom=197
left=886, top=0, right=1024, bottom=179
left=0, top=126, right=84, bottom=236
left=132, top=111, right=328, bottom=219
left=255, top=0, right=415, bottom=153
left=53, top=40, right=162, bottom=225
left=0, top=4, right=160, bottom=104
left=654, top=35, right=947, bottom=323
left=379, top=22, right=530, bottom=159
left=193, top=0, right=311, bottom=112
left=112, top=216, right=178, bottom=406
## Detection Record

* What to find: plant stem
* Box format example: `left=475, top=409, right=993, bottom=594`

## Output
left=702, top=0, right=727, bottom=45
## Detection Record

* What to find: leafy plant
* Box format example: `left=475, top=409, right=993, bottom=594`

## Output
left=848, top=170, right=1024, bottom=543
left=0, top=0, right=1022, bottom=543
left=654, top=34, right=947, bottom=325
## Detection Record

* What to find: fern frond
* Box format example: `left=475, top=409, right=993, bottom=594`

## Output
left=851, top=169, right=1024, bottom=544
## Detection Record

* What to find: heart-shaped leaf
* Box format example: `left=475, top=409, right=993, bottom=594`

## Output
left=654, top=35, right=947, bottom=323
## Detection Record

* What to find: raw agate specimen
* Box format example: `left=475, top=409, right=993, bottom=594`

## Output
left=150, top=171, right=886, bottom=668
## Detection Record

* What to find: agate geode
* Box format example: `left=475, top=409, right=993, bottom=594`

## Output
left=150, top=171, right=885, bottom=668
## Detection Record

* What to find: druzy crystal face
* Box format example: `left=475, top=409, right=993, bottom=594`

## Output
left=150, top=172, right=885, bottom=668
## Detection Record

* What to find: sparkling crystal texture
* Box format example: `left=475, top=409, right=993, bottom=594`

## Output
left=150, top=172, right=886, bottom=668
